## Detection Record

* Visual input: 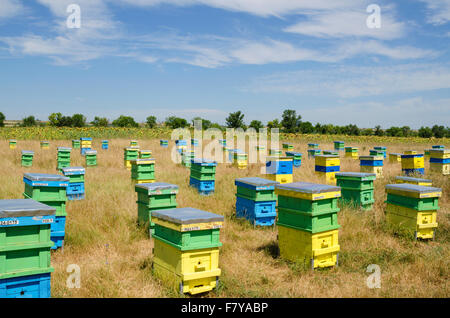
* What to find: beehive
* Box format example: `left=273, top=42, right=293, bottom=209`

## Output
left=389, top=153, right=402, bottom=163
left=334, top=141, right=345, bottom=151
left=345, top=147, right=359, bottom=160
left=191, top=138, right=199, bottom=146
left=135, top=183, right=178, bottom=235
left=266, top=156, right=293, bottom=184
left=282, top=143, right=293, bottom=150
left=432, top=145, right=445, bottom=150
left=374, top=146, right=387, bottom=158
left=233, top=152, right=248, bottom=169
left=80, top=137, right=92, bottom=156
left=130, top=140, right=139, bottom=147
left=275, top=182, right=341, bottom=269
left=181, top=149, right=195, bottom=168
left=395, top=176, right=432, bottom=187
left=139, top=150, right=152, bottom=159
left=160, top=140, right=169, bottom=147
left=401, top=153, right=424, bottom=176
left=308, top=143, right=319, bottom=149
left=315, top=155, right=340, bottom=185
left=71, top=139, right=80, bottom=149
left=21, top=151, right=34, bottom=167
left=385, top=184, right=441, bottom=240
left=61, top=167, right=86, bottom=201
left=175, top=140, right=188, bottom=154
left=218, top=139, right=226, bottom=146
left=285, top=151, right=302, bottom=167
left=189, top=159, right=217, bottom=195
left=429, top=149, right=449, bottom=175
left=335, top=172, right=376, bottom=210
left=9, top=139, right=17, bottom=149
left=370, top=149, right=385, bottom=158
left=0, top=199, right=55, bottom=298
left=22, top=173, right=69, bottom=250
left=40, top=141, right=49, bottom=150
left=269, top=148, right=282, bottom=156
left=102, top=140, right=109, bottom=150
left=323, top=150, right=339, bottom=156
left=235, top=177, right=278, bottom=227
left=84, top=150, right=97, bottom=167
left=307, top=149, right=321, bottom=158
left=151, top=207, right=224, bottom=295
left=56, top=147, right=71, bottom=170
left=359, top=155, right=383, bottom=177
left=124, top=146, right=140, bottom=170
left=131, top=158, right=155, bottom=184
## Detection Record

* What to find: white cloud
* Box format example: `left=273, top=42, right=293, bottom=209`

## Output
left=0, top=0, right=23, bottom=19
left=418, top=0, right=450, bottom=25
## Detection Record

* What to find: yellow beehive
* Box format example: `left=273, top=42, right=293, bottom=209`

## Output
left=315, top=155, right=340, bottom=167
left=315, top=171, right=337, bottom=185
left=429, top=149, right=450, bottom=159
left=389, top=153, right=402, bottom=163
left=401, top=156, right=424, bottom=170
left=430, top=163, right=449, bottom=175
left=360, top=165, right=383, bottom=178
left=278, top=225, right=340, bottom=269
left=266, top=173, right=293, bottom=184
left=404, top=151, right=417, bottom=155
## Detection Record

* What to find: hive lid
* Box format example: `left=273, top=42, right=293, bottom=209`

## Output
left=139, top=150, right=152, bottom=153
left=395, top=176, right=432, bottom=183
left=359, top=155, right=383, bottom=160
left=385, top=184, right=441, bottom=194
left=235, top=177, right=279, bottom=187
left=24, top=173, right=69, bottom=182
left=152, top=207, right=224, bottom=224
left=275, top=182, right=340, bottom=193
left=124, top=146, right=140, bottom=151
left=0, top=199, right=56, bottom=218
left=334, top=141, right=344, bottom=143
left=131, top=158, right=155, bottom=164
left=191, top=158, right=217, bottom=165
left=80, top=137, right=92, bottom=141
left=57, top=147, right=72, bottom=151
left=160, top=140, right=168, bottom=142
left=308, top=143, right=319, bottom=145
left=285, top=151, right=302, bottom=156
left=61, top=167, right=85, bottom=174
left=374, top=146, right=387, bottom=149
left=40, top=140, right=49, bottom=143
left=429, top=149, right=449, bottom=154
left=389, top=153, right=402, bottom=156
left=102, top=140, right=108, bottom=142
left=315, top=154, right=339, bottom=158
left=85, top=150, right=97, bottom=155
left=135, top=182, right=178, bottom=192
left=335, top=172, right=376, bottom=178
left=266, top=156, right=291, bottom=161
left=21, top=150, right=34, bottom=155
left=9, top=139, right=17, bottom=141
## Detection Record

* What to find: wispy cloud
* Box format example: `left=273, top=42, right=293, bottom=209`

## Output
left=418, top=0, right=450, bottom=25
left=0, top=0, right=23, bottom=19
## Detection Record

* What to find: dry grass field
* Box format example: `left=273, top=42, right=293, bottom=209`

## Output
left=1, top=138, right=449, bottom=298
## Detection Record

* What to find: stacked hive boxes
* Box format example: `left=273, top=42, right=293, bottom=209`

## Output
left=21, top=151, right=34, bottom=167
left=181, top=149, right=195, bottom=168
left=307, top=149, right=321, bottom=158
left=234, top=177, right=278, bottom=226
left=285, top=151, right=302, bottom=168
left=139, top=150, right=152, bottom=159
left=152, top=207, right=224, bottom=295
left=80, top=137, right=92, bottom=156
left=385, top=184, right=441, bottom=240
left=40, top=141, right=49, bottom=150
left=323, top=150, right=339, bottom=156
left=374, top=146, right=387, bottom=158
left=175, top=140, right=187, bottom=154
left=160, top=140, right=168, bottom=148
left=189, top=159, right=217, bottom=195
left=256, top=145, right=265, bottom=154
left=269, top=148, right=282, bottom=156
left=62, top=167, right=86, bottom=200
left=424, top=149, right=431, bottom=160
left=308, top=143, right=319, bottom=149
left=23, top=173, right=69, bottom=250
left=130, top=140, right=139, bottom=147
left=228, top=149, right=241, bottom=162
left=370, top=149, right=385, bottom=158
left=401, top=151, right=424, bottom=176
left=71, top=139, right=80, bottom=149
left=266, top=156, right=293, bottom=184
left=191, top=138, right=199, bottom=147
left=429, top=149, right=449, bottom=175
left=282, top=143, right=293, bottom=151
left=432, top=145, right=444, bottom=150
left=124, top=146, right=140, bottom=169
left=389, top=153, right=402, bottom=163
left=335, top=172, right=376, bottom=210
left=233, top=152, right=248, bottom=169
left=0, top=199, right=55, bottom=298
left=276, top=182, right=341, bottom=269
left=315, top=155, right=340, bottom=184
left=131, top=158, right=155, bottom=184
left=345, top=147, right=358, bottom=159
left=102, top=140, right=109, bottom=150
left=56, top=147, right=71, bottom=170
left=9, top=139, right=17, bottom=149
left=334, top=141, right=345, bottom=152
left=84, top=150, right=97, bottom=167
left=135, top=183, right=178, bottom=236
left=359, top=155, right=383, bottom=177
left=395, top=176, right=432, bottom=187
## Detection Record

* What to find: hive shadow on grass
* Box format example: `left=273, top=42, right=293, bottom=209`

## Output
left=256, top=240, right=280, bottom=259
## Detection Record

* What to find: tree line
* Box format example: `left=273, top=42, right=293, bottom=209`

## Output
left=0, top=110, right=448, bottom=138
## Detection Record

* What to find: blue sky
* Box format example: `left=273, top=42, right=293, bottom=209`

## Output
left=0, top=0, right=449, bottom=128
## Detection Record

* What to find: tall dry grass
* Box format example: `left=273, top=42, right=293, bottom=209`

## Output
left=0, top=139, right=448, bottom=298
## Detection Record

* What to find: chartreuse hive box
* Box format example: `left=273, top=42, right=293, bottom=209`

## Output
left=282, top=143, right=293, bottom=150
left=0, top=199, right=55, bottom=298
left=275, top=182, right=341, bottom=269
left=84, top=150, right=97, bottom=167
left=135, top=183, right=178, bottom=235
left=345, top=147, right=358, bottom=159
left=124, top=146, right=140, bottom=169
left=269, top=148, right=282, bottom=156
left=389, top=153, right=402, bottom=163
left=395, top=176, right=432, bottom=187
left=131, top=158, right=155, bottom=184
left=315, top=155, right=340, bottom=184
left=307, top=149, right=321, bottom=158
left=335, top=172, right=376, bottom=210
left=160, top=140, right=168, bottom=147
left=72, top=139, right=80, bottom=149
left=235, top=177, right=278, bottom=226
left=40, top=141, right=49, bottom=149
left=266, top=156, right=293, bottom=184
left=308, top=143, right=319, bottom=149
left=130, top=140, right=139, bottom=147
left=334, top=141, right=344, bottom=151
left=151, top=207, right=224, bottom=295
left=21, top=151, right=34, bottom=167
left=429, top=149, right=450, bottom=175
left=385, top=184, right=441, bottom=240
left=285, top=151, right=302, bottom=167
left=359, top=155, right=383, bottom=177
left=401, top=153, right=424, bottom=176
left=9, top=139, right=17, bottom=149
left=56, top=147, right=71, bottom=170
left=61, top=167, right=86, bottom=201
left=139, top=149, right=152, bottom=159
left=374, top=146, right=387, bottom=158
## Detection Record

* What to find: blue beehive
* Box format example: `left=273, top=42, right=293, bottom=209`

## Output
left=102, top=140, right=109, bottom=150
left=266, top=156, right=293, bottom=175
left=80, top=137, right=92, bottom=156
left=61, top=167, right=86, bottom=201
left=189, top=159, right=217, bottom=195
left=234, top=177, right=279, bottom=227
left=285, top=151, right=302, bottom=167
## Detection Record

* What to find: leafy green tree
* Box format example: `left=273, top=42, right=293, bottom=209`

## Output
left=361, top=128, right=373, bottom=136
left=146, top=116, right=157, bottom=128
left=267, top=119, right=281, bottom=130
left=71, top=114, right=86, bottom=127
left=112, top=115, right=139, bottom=128
left=22, top=116, right=37, bottom=127
left=165, top=116, right=188, bottom=129
left=401, top=126, right=411, bottom=137
left=0, top=112, right=5, bottom=127
left=418, top=126, right=433, bottom=138
left=299, top=121, right=314, bottom=134
left=249, top=120, right=263, bottom=131
left=225, top=111, right=245, bottom=129
left=386, top=126, right=402, bottom=137
left=374, top=125, right=384, bottom=136
left=192, top=117, right=212, bottom=130
left=281, top=109, right=301, bottom=133
left=91, top=116, right=109, bottom=127
left=432, top=125, right=445, bottom=138
left=48, top=112, right=63, bottom=126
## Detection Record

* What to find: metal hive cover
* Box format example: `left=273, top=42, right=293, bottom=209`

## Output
left=132, top=158, right=155, bottom=163
left=152, top=207, right=224, bottom=224
left=359, top=156, right=382, bottom=160
left=275, top=182, right=340, bottom=193
left=24, top=173, right=69, bottom=182
left=140, top=150, right=152, bottom=153
left=390, top=153, right=402, bottom=156
left=57, top=147, right=72, bottom=151
left=191, top=159, right=217, bottom=165
left=395, top=176, right=432, bottom=183
left=266, top=156, right=290, bottom=161
left=135, top=182, right=178, bottom=192
left=21, top=150, right=34, bottom=155
left=429, top=149, right=449, bottom=154
left=235, top=177, right=279, bottom=187
left=286, top=152, right=302, bottom=156
left=85, top=150, right=97, bottom=154
left=61, top=167, right=85, bottom=174
left=385, top=183, right=441, bottom=194
left=0, top=199, right=56, bottom=218
left=335, top=172, right=376, bottom=178
left=316, top=154, right=339, bottom=158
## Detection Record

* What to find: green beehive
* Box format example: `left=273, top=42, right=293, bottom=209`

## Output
left=181, top=150, right=195, bottom=168
left=277, top=206, right=340, bottom=233
left=282, top=143, right=293, bottom=150
left=277, top=195, right=339, bottom=214
left=190, top=161, right=216, bottom=174
left=269, top=149, right=282, bottom=156
left=323, top=150, right=339, bottom=155
left=57, top=147, right=71, bottom=170
left=61, top=167, right=85, bottom=183
left=21, top=150, right=34, bottom=167
left=335, top=172, right=376, bottom=210
left=9, top=139, right=17, bottom=149
left=124, top=146, right=140, bottom=161
left=235, top=177, right=278, bottom=202
left=0, top=199, right=55, bottom=280
left=72, top=140, right=80, bottom=149
left=131, top=158, right=155, bottom=183
left=139, top=150, right=152, bottom=159
left=370, top=149, right=385, bottom=157
left=85, top=150, right=97, bottom=167
left=135, top=183, right=178, bottom=235
left=385, top=184, right=441, bottom=211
